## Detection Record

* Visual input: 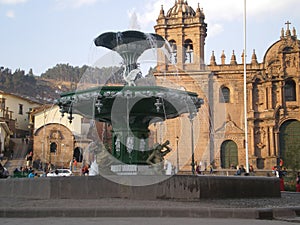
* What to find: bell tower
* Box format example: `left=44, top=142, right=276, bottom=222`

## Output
left=155, top=1, right=207, bottom=71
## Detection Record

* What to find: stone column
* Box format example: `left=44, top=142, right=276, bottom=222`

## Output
left=274, top=131, right=280, bottom=157
left=249, top=126, right=255, bottom=156
left=265, top=126, right=270, bottom=156
left=200, top=31, right=206, bottom=70
left=269, top=126, right=275, bottom=156
left=278, top=81, right=284, bottom=107
left=248, top=83, right=253, bottom=111
left=177, top=33, right=184, bottom=70
left=264, top=86, right=268, bottom=110
left=266, top=84, right=273, bottom=109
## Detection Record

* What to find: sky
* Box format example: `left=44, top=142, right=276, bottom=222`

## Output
left=0, top=0, right=299, bottom=75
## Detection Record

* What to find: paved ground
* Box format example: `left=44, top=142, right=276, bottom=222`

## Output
left=1, top=217, right=300, bottom=225
left=0, top=192, right=299, bottom=222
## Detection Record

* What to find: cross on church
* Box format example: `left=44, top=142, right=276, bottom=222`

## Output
left=285, top=21, right=291, bottom=30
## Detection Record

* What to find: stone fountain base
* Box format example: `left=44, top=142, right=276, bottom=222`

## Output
left=0, top=175, right=280, bottom=200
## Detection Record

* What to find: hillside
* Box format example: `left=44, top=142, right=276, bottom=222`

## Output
left=0, top=63, right=125, bottom=103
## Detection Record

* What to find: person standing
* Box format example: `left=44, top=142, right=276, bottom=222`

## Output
left=195, top=161, right=201, bottom=175
left=73, top=158, right=77, bottom=172
left=10, top=149, right=14, bottom=159
left=81, top=164, right=89, bottom=176
left=26, top=154, right=30, bottom=167
left=296, top=172, right=300, bottom=192
left=47, top=161, right=52, bottom=172
left=249, top=165, right=255, bottom=176
left=28, top=169, right=35, bottom=178
left=69, top=159, right=73, bottom=172
left=209, top=164, right=214, bottom=174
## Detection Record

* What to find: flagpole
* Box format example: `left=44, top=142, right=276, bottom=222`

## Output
left=243, top=0, right=249, bottom=173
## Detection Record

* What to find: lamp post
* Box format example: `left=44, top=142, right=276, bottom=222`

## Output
left=189, top=113, right=196, bottom=175
left=176, top=136, right=179, bottom=173
left=243, top=0, right=249, bottom=173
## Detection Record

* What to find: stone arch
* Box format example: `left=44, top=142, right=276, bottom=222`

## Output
left=220, top=140, right=238, bottom=169
left=219, top=86, right=230, bottom=103
left=184, top=39, right=193, bottom=63
left=73, top=146, right=83, bottom=163
left=34, top=123, right=71, bottom=137
left=279, top=119, right=300, bottom=170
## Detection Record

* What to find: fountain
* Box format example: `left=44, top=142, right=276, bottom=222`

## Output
left=56, top=30, right=203, bottom=176
left=0, top=30, right=280, bottom=200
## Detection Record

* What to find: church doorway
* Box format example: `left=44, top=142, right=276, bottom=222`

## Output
left=279, top=120, right=300, bottom=169
left=220, top=140, right=238, bottom=169
left=73, top=147, right=83, bottom=162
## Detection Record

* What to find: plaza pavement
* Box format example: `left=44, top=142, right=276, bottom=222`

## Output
left=1, top=217, right=300, bottom=225
left=0, top=192, right=299, bottom=222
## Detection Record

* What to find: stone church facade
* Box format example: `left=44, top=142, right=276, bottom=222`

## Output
left=154, top=0, right=300, bottom=170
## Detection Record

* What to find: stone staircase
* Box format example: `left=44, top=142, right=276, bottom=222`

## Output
left=4, top=138, right=29, bottom=175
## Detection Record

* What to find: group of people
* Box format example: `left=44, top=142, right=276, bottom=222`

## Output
left=13, top=166, right=37, bottom=178
left=69, top=157, right=90, bottom=176
left=197, top=163, right=256, bottom=176
left=272, top=165, right=288, bottom=191
left=195, top=161, right=214, bottom=175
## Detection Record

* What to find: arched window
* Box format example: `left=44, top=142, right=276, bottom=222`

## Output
left=184, top=39, right=193, bottom=63
left=284, top=79, right=296, bottom=101
left=169, top=40, right=177, bottom=64
left=50, top=142, right=57, bottom=153
left=220, top=86, right=230, bottom=103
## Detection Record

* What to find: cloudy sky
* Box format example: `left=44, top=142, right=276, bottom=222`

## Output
left=0, top=0, right=299, bottom=75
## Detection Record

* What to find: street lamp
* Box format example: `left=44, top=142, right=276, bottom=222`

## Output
left=189, top=112, right=196, bottom=175
left=176, top=136, right=179, bottom=173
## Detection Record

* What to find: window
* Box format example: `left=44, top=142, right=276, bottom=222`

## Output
left=0, top=98, right=5, bottom=110
left=18, top=104, right=23, bottom=115
left=220, top=87, right=230, bottom=103
left=169, top=40, right=177, bottom=64
left=284, top=79, right=296, bottom=101
left=50, top=142, right=57, bottom=153
left=184, top=39, right=193, bottom=64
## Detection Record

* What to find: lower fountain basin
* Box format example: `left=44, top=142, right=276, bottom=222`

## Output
left=0, top=175, right=280, bottom=200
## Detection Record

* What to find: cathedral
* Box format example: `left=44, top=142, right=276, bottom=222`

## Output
left=154, top=0, right=300, bottom=171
